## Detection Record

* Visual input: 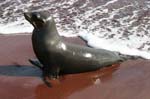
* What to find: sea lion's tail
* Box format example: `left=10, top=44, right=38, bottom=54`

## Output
left=117, top=52, right=145, bottom=61
left=29, top=59, right=43, bottom=70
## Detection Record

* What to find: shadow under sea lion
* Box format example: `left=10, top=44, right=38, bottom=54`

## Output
left=0, top=65, right=42, bottom=77
left=24, top=11, right=123, bottom=86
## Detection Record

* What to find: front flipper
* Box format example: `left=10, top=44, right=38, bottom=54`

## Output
left=42, top=66, right=60, bottom=87
left=29, top=59, right=43, bottom=69
left=43, top=73, right=52, bottom=87
left=45, top=66, right=60, bottom=80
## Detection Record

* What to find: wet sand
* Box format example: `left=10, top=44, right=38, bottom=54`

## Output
left=0, top=34, right=150, bottom=99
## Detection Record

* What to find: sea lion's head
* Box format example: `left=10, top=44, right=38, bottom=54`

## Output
left=24, top=11, right=52, bottom=28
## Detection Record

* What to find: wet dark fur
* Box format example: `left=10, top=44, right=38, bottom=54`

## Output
left=24, top=11, right=123, bottom=87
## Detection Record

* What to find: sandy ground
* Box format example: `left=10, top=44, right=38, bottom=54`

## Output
left=0, top=34, right=150, bottom=99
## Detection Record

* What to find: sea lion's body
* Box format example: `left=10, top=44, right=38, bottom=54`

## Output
left=32, top=30, right=121, bottom=74
left=24, top=11, right=122, bottom=85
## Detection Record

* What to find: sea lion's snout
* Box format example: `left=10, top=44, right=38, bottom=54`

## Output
left=24, top=12, right=34, bottom=25
left=24, top=13, right=31, bottom=20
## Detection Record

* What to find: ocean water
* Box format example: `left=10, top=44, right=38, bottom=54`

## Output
left=0, top=0, right=150, bottom=58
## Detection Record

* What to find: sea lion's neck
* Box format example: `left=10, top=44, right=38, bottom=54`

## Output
left=32, top=17, right=63, bottom=47
left=33, top=21, right=62, bottom=46
left=45, top=22, right=61, bottom=39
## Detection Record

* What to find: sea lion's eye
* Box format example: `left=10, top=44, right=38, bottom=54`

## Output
left=36, top=14, right=41, bottom=19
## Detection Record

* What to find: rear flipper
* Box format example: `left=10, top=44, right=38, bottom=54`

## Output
left=117, top=53, right=145, bottom=61
left=29, top=59, right=43, bottom=69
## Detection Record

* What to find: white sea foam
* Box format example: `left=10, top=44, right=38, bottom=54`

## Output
left=0, top=0, right=150, bottom=59
left=79, top=33, right=150, bottom=59
left=0, top=21, right=33, bottom=34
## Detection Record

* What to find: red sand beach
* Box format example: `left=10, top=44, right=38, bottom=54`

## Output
left=0, top=34, right=150, bottom=99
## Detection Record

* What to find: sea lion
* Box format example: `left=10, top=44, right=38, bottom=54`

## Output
left=24, top=11, right=122, bottom=86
